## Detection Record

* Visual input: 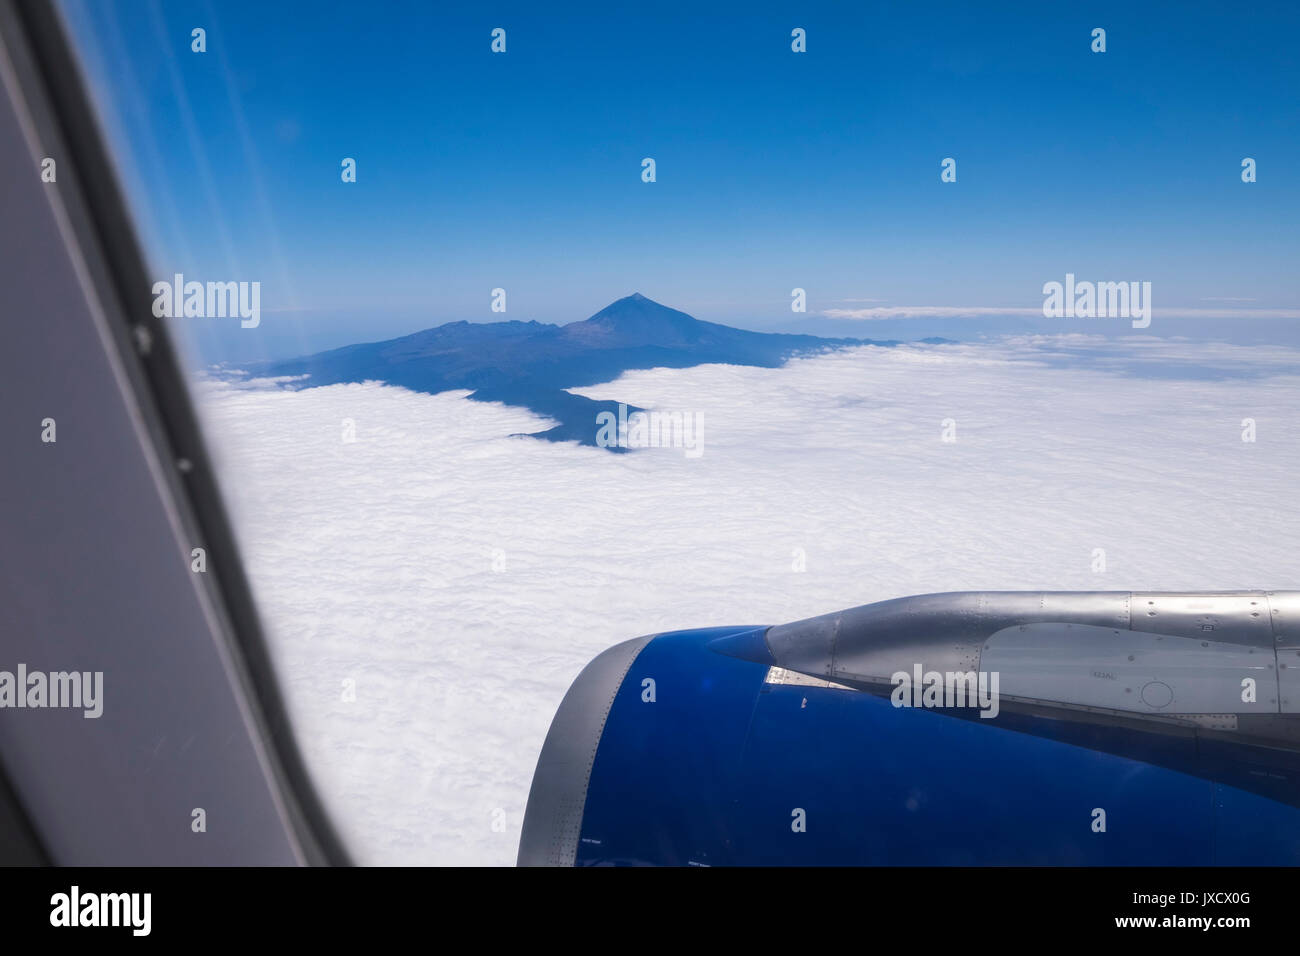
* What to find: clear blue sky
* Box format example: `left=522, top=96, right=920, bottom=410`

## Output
left=60, top=0, right=1300, bottom=361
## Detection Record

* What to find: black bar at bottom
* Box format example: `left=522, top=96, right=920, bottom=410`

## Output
left=0, top=865, right=1282, bottom=941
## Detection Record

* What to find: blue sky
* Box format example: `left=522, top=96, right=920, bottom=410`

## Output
left=60, top=0, right=1300, bottom=361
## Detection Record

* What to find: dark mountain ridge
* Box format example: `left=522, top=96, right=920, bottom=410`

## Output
left=260, top=293, right=920, bottom=448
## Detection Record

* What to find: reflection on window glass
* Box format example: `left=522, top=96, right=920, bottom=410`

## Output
left=59, top=0, right=1300, bottom=864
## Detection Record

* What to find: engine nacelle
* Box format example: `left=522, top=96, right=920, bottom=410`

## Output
left=518, top=591, right=1300, bottom=865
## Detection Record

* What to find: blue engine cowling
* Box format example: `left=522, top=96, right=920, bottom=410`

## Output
left=518, top=592, right=1300, bottom=866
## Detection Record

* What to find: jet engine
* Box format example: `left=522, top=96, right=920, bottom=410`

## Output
left=518, top=591, right=1300, bottom=865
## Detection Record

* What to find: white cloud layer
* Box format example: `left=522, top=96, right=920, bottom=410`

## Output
left=823, top=305, right=1300, bottom=320
left=194, top=336, right=1300, bottom=865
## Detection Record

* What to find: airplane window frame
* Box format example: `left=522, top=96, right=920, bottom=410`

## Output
left=0, top=0, right=350, bottom=867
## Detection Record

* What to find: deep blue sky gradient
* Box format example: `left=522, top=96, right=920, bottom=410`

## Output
left=59, top=0, right=1300, bottom=362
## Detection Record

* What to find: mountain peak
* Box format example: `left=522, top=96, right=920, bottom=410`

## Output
left=568, top=293, right=704, bottom=346
left=583, top=292, right=688, bottom=322
left=598, top=291, right=659, bottom=311
left=262, top=294, right=891, bottom=449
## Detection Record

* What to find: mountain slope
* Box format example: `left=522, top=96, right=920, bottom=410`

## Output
left=261, top=293, right=892, bottom=448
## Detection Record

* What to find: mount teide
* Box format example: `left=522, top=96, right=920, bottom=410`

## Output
left=261, top=293, right=899, bottom=448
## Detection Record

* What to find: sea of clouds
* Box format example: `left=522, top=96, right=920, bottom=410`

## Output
left=194, top=335, right=1300, bottom=865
